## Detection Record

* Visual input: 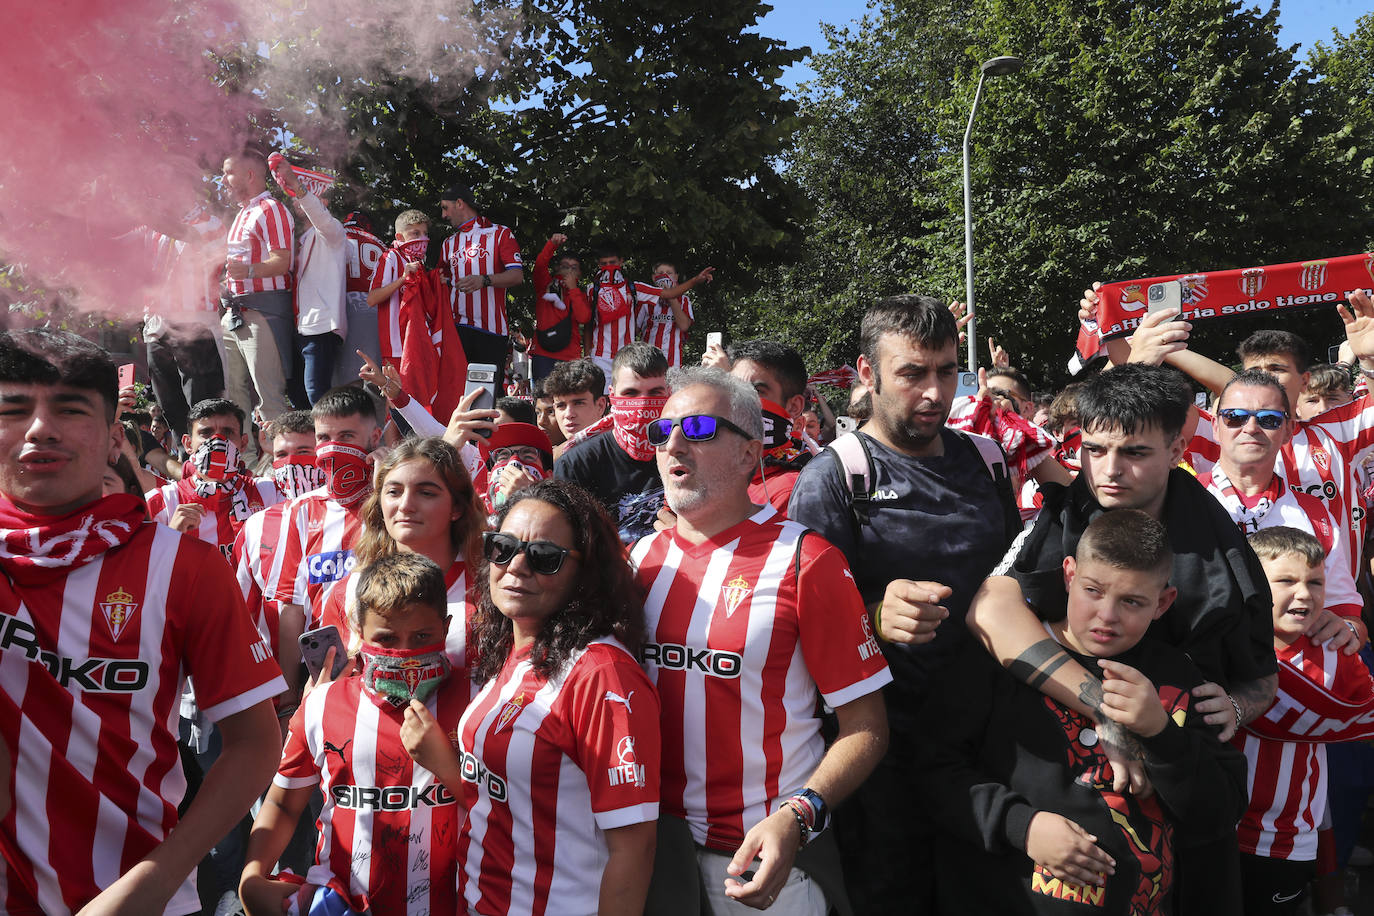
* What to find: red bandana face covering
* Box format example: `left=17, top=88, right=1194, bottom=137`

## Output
left=0, top=494, right=145, bottom=585
left=609, top=394, right=669, bottom=462
left=190, top=436, right=245, bottom=497
left=272, top=455, right=326, bottom=499
left=316, top=443, right=372, bottom=507
left=359, top=642, right=450, bottom=708
left=394, top=236, right=429, bottom=263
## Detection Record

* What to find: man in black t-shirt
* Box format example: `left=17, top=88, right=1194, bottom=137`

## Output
left=554, top=342, right=668, bottom=543
left=788, top=295, right=1019, bottom=916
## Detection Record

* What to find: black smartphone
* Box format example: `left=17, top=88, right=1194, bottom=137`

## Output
left=299, top=625, right=349, bottom=682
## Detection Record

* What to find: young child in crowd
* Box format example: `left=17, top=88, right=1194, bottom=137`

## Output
left=238, top=552, right=467, bottom=916
left=1296, top=363, right=1355, bottom=421
left=1234, top=526, right=1374, bottom=915
left=915, top=509, right=1247, bottom=914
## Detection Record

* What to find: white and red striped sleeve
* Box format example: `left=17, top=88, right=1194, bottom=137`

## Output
left=369, top=249, right=405, bottom=359
left=794, top=535, right=893, bottom=707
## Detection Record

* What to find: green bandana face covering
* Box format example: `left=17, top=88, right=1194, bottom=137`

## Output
left=359, top=642, right=450, bottom=708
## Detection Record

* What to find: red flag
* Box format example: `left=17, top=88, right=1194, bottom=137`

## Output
left=397, top=267, right=467, bottom=424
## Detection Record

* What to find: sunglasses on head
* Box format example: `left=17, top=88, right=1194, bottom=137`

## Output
left=645, top=414, right=753, bottom=448
left=1218, top=407, right=1287, bottom=430
left=482, top=531, right=579, bottom=575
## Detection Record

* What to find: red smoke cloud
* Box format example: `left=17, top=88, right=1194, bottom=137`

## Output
left=0, top=0, right=516, bottom=317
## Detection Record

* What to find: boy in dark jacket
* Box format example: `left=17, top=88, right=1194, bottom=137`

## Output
left=915, top=509, right=1247, bottom=914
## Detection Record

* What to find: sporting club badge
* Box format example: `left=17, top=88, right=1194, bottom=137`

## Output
left=721, top=574, right=752, bottom=617
left=495, top=691, right=526, bottom=732
left=99, top=586, right=139, bottom=641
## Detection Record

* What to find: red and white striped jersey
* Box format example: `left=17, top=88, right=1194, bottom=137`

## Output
left=275, top=673, right=466, bottom=916
left=641, top=293, right=693, bottom=368
left=232, top=501, right=296, bottom=650
left=271, top=491, right=364, bottom=627
left=1234, top=635, right=1373, bottom=861
left=369, top=248, right=407, bottom=360
left=1198, top=469, right=1362, bottom=617
left=1187, top=410, right=1364, bottom=578
left=225, top=191, right=294, bottom=296
left=318, top=561, right=475, bottom=700
left=630, top=504, right=892, bottom=851
left=345, top=226, right=387, bottom=295
left=457, top=638, right=659, bottom=916
left=132, top=208, right=226, bottom=318
left=440, top=218, right=522, bottom=335
left=589, top=278, right=663, bottom=361
left=0, top=524, right=284, bottom=914
left=146, top=477, right=283, bottom=563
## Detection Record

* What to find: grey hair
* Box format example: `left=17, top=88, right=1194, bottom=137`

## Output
left=666, top=366, right=764, bottom=439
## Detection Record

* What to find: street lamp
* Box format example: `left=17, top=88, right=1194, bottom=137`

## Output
left=963, top=54, right=1022, bottom=372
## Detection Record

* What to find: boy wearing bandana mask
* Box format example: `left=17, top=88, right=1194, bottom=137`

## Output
left=241, top=553, right=465, bottom=916
left=273, top=386, right=384, bottom=707
left=483, top=421, right=554, bottom=514
left=232, top=410, right=323, bottom=725
left=728, top=339, right=816, bottom=513
left=145, top=397, right=285, bottom=560
left=555, top=342, right=671, bottom=543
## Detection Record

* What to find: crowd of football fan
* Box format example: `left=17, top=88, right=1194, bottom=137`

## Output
left=6, top=147, right=1374, bottom=916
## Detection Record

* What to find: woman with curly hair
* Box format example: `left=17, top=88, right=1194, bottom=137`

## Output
left=317, top=436, right=484, bottom=682
left=402, top=478, right=661, bottom=916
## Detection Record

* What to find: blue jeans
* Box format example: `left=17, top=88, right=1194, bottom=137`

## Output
left=299, top=332, right=341, bottom=405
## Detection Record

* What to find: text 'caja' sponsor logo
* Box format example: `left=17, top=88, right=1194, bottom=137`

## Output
left=641, top=642, right=743, bottom=678
left=331, top=783, right=456, bottom=810
left=460, top=751, right=508, bottom=801
left=0, top=613, right=149, bottom=692
left=307, top=550, right=355, bottom=584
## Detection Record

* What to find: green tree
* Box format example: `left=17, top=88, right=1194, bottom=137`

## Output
left=218, top=0, right=808, bottom=332
left=740, top=0, right=1374, bottom=386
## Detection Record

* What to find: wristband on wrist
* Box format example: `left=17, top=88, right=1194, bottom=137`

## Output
left=1228, top=694, right=1243, bottom=731
left=1344, top=618, right=1363, bottom=641
left=247, top=263, right=255, bottom=280
left=872, top=602, right=886, bottom=642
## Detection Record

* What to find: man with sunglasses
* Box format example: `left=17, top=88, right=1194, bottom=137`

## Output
left=1201, top=369, right=1363, bottom=638
left=634, top=367, right=890, bottom=916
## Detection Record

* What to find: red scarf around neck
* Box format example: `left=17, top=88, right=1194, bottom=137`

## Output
left=0, top=493, right=146, bottom=586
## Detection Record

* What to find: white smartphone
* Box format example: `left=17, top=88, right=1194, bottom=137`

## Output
left=1146, top=280, right=1183, bottom=318
left=706, top=332, right=723, bottom=350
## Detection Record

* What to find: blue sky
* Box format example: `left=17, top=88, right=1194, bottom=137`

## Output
left=758, top=0, right=1370, bottom=93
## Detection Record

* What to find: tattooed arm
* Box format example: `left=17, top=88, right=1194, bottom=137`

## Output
left=1192, top=674, right=1277, bottom=742
left=969, top=575, right=1151, bottom=795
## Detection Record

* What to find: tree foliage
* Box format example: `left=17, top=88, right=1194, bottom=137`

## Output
left=738, top=0, right=1374, bottom=386
left=215, top=0, right=808, bottom=331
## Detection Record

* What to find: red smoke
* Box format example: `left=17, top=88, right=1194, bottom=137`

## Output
left=0, top=0, right=515, bottom=317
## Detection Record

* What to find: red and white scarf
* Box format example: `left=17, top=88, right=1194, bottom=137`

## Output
left=1075, top=253, right=1374, bottom=370
left=0, top=494, right=146, bottom=586
left=1198, top=466, right=1285, bottom=535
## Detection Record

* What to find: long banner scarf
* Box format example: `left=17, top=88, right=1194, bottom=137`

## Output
left=1244, top=652, right=1374, bottom=745
left=1073, top=252, right=1374, bottom=372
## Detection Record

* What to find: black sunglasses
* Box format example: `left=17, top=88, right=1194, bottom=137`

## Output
left=646, top=414, right=754, bottom=447
left=482, top=531, right=580, bottom=575
left=1218, top=407, right=1287, bottom=431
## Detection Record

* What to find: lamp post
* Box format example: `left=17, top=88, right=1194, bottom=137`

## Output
left=963, top=54, right=1022, bottom=372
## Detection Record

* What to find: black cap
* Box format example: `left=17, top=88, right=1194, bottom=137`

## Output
left=440, top=184, right=475, bottom=206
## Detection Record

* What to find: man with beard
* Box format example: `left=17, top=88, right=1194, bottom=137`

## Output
left=554, top=342, right=670, bottom=543
left=787, top=294, right=1020, bottom=914
left=633, top=367, right=890, bottom=915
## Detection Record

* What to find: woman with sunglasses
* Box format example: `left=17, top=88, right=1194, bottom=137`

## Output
left=317, top=436, right=485, bottom=677
left=402, top=478, right=661, bottom=916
